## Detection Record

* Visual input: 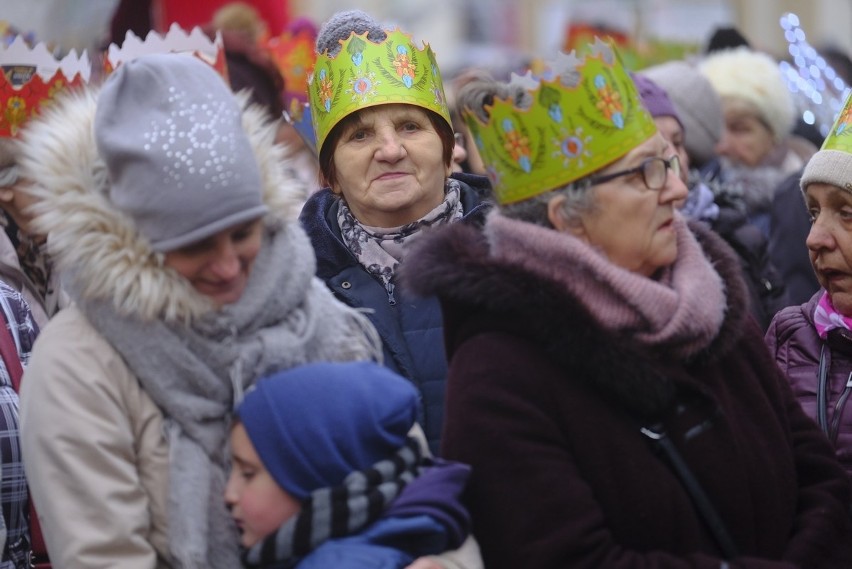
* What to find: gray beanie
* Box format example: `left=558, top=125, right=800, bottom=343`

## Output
left=800, top=149, right=852, bottom=193
left=642, top=60, right=723, bottom=167
left=94, top=53, right=268, bottom=253
left=316, top=9, right=386, bottom=56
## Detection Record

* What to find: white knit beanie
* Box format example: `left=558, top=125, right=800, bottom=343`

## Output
left=699, top=47, right=795, bottom=142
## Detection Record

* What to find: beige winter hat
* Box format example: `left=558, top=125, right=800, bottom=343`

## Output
left=699, top=46, right=795, bottom=142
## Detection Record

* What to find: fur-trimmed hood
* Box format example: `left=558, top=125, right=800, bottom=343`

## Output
left=401, top=219, right=750, bottom=422
left=17, top=85, right=308, bottom=323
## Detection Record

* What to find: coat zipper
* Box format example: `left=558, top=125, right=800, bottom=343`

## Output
left=828, top=372, right=852, bottom=445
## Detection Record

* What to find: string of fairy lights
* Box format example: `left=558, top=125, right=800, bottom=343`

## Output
left=778, top=12, right=850, bottom=139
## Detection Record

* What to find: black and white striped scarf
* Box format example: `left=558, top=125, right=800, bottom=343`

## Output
left=243, top=437, right=423, bottom=568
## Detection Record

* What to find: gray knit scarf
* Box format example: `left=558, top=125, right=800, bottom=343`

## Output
left=243, top=437, right=423, bottom=568
left=77, top=221, right=382, bottom=569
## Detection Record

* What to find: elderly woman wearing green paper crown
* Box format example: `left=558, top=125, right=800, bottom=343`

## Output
left=766, top=92, right=852, bottom=482
left=399, top=38, right=852, bottom=569
left=299, top=10, right=491, bottom=458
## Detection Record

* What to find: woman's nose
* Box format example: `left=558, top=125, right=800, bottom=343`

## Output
left=375, top=130, right=406, bottom=162
left=806, top=216, right=835, bottom=252
left=208, top=242, right=241, bottom=279
left=715, top=131, right=731, bottom=157
left=662, top=168, right=689, bottom=203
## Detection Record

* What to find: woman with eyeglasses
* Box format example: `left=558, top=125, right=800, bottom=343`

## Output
left=401, top=41, right=852, bottom=569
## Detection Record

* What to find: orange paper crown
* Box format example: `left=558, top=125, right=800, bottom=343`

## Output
left=105, top=23, right=227, bottom=81
left=0, top=36, right=92, bottom=137
left=268, top=26, right=316, bottom=104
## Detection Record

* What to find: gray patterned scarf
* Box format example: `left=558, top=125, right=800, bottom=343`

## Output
left=78, top=221, right=382, bottom=569
left=337, top=179, right=463, bottom=304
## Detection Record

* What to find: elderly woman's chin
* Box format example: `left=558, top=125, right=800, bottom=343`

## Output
left=822, top=280, right=852, bottom=316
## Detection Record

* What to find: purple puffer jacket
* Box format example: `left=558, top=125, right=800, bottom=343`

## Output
left=766, top=290, right=852, bottom=478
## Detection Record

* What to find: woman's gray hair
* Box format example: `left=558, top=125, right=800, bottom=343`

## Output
left=456, top=75, right=597, bottom=228
left=500, top=180, right=597, bottom=228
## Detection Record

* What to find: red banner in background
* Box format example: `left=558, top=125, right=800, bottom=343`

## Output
left=154, top=0, right=290, bottom=36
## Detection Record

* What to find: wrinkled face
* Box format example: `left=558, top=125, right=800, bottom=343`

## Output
left=224, top=423, right=302, bottom=548
left=163, top=218, right=264, bottom=307
left=805, top=182, right=852, bottom=315
left=330, top=104, right=449, bottom=228
left=565, top=133, right=689, bottom=278
left=715, top=102, right=775, bottom=167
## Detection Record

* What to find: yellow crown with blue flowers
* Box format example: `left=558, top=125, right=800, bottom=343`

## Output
left=463, top=39, right=656, bottom=204
left=308, top=29, right=451, bottom=155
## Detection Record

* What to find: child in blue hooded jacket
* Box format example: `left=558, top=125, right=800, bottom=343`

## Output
left=225, top=361, right=471, bottom=569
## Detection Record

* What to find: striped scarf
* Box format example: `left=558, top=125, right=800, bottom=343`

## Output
left=243, top=437, right=423, bottom=568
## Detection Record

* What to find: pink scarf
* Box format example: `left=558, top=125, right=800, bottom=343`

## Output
left=814, top=291, right=852, bottom=339
left=484, top=212, right=727, bottom=359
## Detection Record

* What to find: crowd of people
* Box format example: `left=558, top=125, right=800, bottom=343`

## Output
left=0, top=3, right=851, bottom=568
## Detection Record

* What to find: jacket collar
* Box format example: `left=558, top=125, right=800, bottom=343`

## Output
left=401, top=219, right=749, bottom=422
left=299, top=174, right=491, bottom=280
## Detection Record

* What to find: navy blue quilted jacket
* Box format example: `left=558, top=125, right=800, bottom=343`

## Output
left=299, top=174, right=491, bottom=455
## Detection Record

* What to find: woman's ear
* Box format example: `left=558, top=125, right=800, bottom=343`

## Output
left=547, top=194, right=585, bottom=238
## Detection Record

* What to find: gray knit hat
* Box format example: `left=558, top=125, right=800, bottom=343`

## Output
left=800, top=150, right=852, bottom=193
left=641, top=60, right=723, bottom=167
left=316, top=9, right=387, bottom=56
left=94, top=53, right=268, bottom=252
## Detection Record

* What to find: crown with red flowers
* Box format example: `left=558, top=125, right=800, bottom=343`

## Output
left=463, top=38, right=656, bottom=204
left=308, top=29, right=450, bottom=155
left=105, top=23, right=227, bottom=80
left=0, top=36, right=92, bottom=137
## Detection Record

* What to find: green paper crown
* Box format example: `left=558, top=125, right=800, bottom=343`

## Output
left=463, top=39, right=656, bottom=204
left=821, top=91, right=852, bottom=154
left=308, top=29, right=451, bottom=155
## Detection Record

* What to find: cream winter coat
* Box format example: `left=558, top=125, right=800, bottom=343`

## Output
left=16, top=83, right=305, bottom=568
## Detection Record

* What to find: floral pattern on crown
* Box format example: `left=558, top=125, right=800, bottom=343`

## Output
left=821, top=91, right=852, bottom=155
left=0, top=36, right=91, bottom=137
left=308, top=29, right=450, bottom=155
left=463, top=38, right=656, bottom=205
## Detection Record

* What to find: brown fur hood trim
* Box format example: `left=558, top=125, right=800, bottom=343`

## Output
left=400, top=219, right=749, bottom=421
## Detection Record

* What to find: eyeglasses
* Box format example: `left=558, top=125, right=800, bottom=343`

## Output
left=587, top=155, right=681, bottom=191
